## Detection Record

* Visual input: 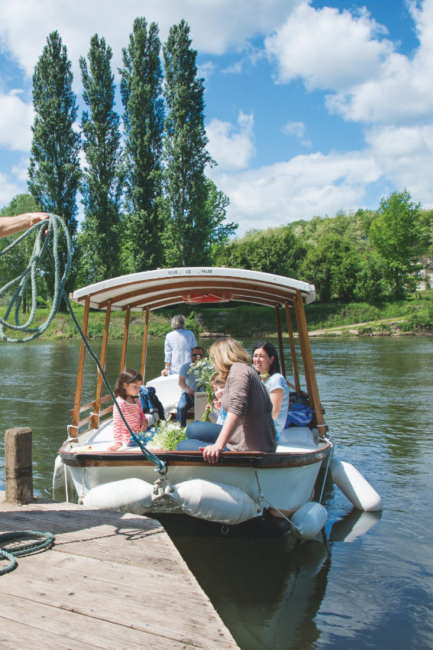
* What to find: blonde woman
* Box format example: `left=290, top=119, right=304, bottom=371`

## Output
left=177, top=338, right=277, bottom=463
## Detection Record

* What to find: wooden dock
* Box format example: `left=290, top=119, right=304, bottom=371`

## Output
left=0, top=493, right=239, bottom=650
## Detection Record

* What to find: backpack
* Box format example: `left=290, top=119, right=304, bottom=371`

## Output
left=285, top=402, right=313, bottom=428
left=139, top=386, right=165, bottom=421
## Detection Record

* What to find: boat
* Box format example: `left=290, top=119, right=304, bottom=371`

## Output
left=55, top=267, right=381, bottom=536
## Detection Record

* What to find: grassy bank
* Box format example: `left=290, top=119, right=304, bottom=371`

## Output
left=1, top=290, right=432, bottom=341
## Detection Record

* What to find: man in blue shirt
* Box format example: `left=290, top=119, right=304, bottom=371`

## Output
left=177, top=347, right=206, bottom=426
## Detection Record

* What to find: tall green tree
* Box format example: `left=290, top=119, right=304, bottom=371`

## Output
left=78, top=34, right=122, bottom=285
left=162, top=20, right=235, bottom=266
left=370, top=190, right=422, bottom=298
left=28, top=31, right=81, bottom=292
left=120, top=17, right=164, bottom=272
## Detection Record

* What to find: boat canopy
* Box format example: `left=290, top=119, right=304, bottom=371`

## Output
left=70, top=267, right=316, bottom=312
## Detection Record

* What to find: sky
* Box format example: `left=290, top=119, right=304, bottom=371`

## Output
left=0, top=0, right=432, bottom=236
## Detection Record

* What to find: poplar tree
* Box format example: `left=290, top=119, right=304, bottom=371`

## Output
left=28, top=31, right=81, bottom=291
left=78, top=34, right=122, bottom=284
left=120, top=17, right=164, bottom=272
left=162, top=20, right=235, bottom=266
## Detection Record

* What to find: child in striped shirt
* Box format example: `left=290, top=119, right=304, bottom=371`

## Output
left=108, top=369, right=149, bottom=451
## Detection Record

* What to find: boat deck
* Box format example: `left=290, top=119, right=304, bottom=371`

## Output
left=0, top=493, right=239, bottom=650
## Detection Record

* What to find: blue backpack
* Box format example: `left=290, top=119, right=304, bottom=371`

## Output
left=285, top=402, right=313, bottom=428
left=139, top=386, right=165, bottom=421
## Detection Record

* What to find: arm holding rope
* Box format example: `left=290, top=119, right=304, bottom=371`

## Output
left=0, top=213, right=49, bottom=237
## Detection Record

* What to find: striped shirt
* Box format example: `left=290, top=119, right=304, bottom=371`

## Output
left=113, top=397, right=147, bottom=446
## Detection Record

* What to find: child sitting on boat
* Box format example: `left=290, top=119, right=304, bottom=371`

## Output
left=108, top=369, right=150, bottom=451
left=180, top=373, right=226, bottom=445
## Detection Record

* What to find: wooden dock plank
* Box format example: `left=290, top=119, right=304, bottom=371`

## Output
left=0, top=593, right=189, bottom=650
left=0, top=495, right=238, bottom=650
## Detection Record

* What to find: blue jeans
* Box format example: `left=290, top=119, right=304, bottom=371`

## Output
left=186, top=420, right=222, bottom=442
left=176, top=438, right=230, bottom=451
left=177, top=392, right=194, bottom=427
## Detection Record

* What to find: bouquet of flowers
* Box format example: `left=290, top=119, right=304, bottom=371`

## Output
left=188, top=357, right=216, bottom=422
left=146, top=417, right=186, bottom=451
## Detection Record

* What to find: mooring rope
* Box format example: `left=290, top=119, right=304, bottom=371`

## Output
left=0, top=530, right=54, bottom=575
left=0, top=214, right=165, bottom=473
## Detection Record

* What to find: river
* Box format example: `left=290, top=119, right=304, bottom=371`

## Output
left=1, top=336, right=433, bottom=650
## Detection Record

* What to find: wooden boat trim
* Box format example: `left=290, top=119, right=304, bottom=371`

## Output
left=285, top=301, right=300, bottom=392
left=92, top=301, right=112, bottom=429
left=141, top=307, right=150, bottom=380
left=60, top=439, right=331, bottom=469
left=120, top=305, right=130, bottom=372
left=70, top=295, right=90, bottom=437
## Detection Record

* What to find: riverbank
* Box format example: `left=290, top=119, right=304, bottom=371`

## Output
left=1, top=290, right=432, bottom=340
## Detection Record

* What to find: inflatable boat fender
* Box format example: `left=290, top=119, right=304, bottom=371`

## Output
left=169, top=479, right=262, bottom=524
left=291, top=502, right=328, bottom=540
left=331, top=458, right=382, bottom=511
left=53, top=455, right=74, bottom=499
left=83, top=478, right=154, bottom=514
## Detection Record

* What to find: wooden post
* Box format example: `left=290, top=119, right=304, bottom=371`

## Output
left=275, top=305, right=286, bottom=378
left=92, top=301, right=112, bottom=430
left=5, top=427, right=33, bottom=504
left=294, top=290, right=326, bottom=430
left=141, top=307, right=150, bottom=381
left=120, top=305, right=131, bottom=373
left=70, top=296, right=91, bottom=437
left=284, top=301, right=300, bottom=392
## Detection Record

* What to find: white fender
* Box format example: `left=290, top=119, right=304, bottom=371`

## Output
left=83, top=478, right=154, bottom=514
left=169, top=479, right=262, bottom=524
left=331, top=458, right=382, bottom=512
left=291, top=502, right=328, bottom=540
left=52, top=455, right=74, bottom=500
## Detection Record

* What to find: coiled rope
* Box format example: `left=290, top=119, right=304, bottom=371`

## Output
left=0, top=531, right=54, bottom=575
left=0, top=214, right=165, bottom=473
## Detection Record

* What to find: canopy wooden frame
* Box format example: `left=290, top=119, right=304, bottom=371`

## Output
left=68, top=267, right=325, bottom=439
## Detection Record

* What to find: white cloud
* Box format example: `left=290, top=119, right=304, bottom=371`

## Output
left=0, top=0, right=302, bottom=83
left=282, top=120, right=311, bottom=147
left=366, top=123, right=433, bottom=204
left=209, top=150, right=382, bottom=234
left=207, top=112, right=255, bottom=171
left=0, top=90, right=33, bottom=151
left=266, top=0, right=433, bottom=126
left=266, top=3, right=391, bottom=92
left=11, top=157, right=30, bottom=183
left=0, top=172, right=21, bottom=207
left=197, top=61, right=216, bottom=82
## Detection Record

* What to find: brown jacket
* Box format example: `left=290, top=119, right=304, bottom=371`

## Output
left=221, top=363, right=277, bottom=453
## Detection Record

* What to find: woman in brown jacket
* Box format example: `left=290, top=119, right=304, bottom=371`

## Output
left=197, top=338, right=277, bottom=464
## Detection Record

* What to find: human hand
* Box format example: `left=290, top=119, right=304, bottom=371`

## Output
left=187, top=387, right=195, bottom=396
left=200, top=444, right=223, bottom=464
left=161, top=368, right=169, bottom=376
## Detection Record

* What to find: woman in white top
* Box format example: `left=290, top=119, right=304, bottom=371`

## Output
left=252, top=341, right=289, bottom=440
left=161, top=315, right=198, bottom=376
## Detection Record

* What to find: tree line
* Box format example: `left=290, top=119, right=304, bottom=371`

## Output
left=7, top=18, right=237, bottom=294
left=1, top=17, right=432, bottom=305
left=216, top=190, right=433, bottom=302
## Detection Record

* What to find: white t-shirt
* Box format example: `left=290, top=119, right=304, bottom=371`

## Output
left=264, top=373, right=290, bottom=438
left=164, top=329, right=198, bottom=375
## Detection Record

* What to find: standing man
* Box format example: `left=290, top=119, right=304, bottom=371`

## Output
left=177, top=347, right=206, bottom=426
left=0, top=213, right=49, bottom=237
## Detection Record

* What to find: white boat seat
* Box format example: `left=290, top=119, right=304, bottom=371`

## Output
left=276, top=426, right=318, bottom=453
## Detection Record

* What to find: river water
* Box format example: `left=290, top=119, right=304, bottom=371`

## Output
left=1, top=336, right=433, bottom=650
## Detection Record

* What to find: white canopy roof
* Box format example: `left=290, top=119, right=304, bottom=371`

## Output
left=69, top=267, right=316, bottom=312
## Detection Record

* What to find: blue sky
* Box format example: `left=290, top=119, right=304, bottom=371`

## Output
left=0, top=0, right=432, bottom=235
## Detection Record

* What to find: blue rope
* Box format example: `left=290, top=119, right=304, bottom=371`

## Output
left=0, top=214, right=71, bottom=343
left=0, top=214, right=165, bottom=473
left=0, top=530, right=54, bottom=576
